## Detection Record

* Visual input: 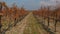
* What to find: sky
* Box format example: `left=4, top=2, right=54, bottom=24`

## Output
left=0, top=0, right=60, bottom=10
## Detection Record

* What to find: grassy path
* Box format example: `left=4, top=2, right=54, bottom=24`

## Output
left=23, top=12, right=47, bottom=34
left=5, top=12, right=47, bottom=34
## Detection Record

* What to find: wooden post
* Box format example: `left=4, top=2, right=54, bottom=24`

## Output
left=14, top=9, right=17, bottom=26
left=47, top=7, right=50, bottom=29
left=0, top=2, right=2, bottom=33
left=48, top=16, right=49, bottom=28
left=55, top=11, right=57, bottom=32
left=54, top=0, right=58, bottom=33
left=14, top=18, right=16, bottom=26
left=42, top=10, right=43, bottom=24
left=47, top=7, right=50, bottom=34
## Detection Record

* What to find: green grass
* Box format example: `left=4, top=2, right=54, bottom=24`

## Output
left=23, top=13, right=46, bottom=34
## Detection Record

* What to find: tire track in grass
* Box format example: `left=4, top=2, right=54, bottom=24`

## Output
left=35, top=16, right=49, bottom=34
left=36, top=23, right=47, bottom=34
left=23, top=19, right=33, bottom=34
left=28, top=14, right=38, bottom=34
left=31, top=21, right=39, bottom=34
left=31, top=14, right=47, bottom=34
left=23, top=13, right=36, bottom=34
